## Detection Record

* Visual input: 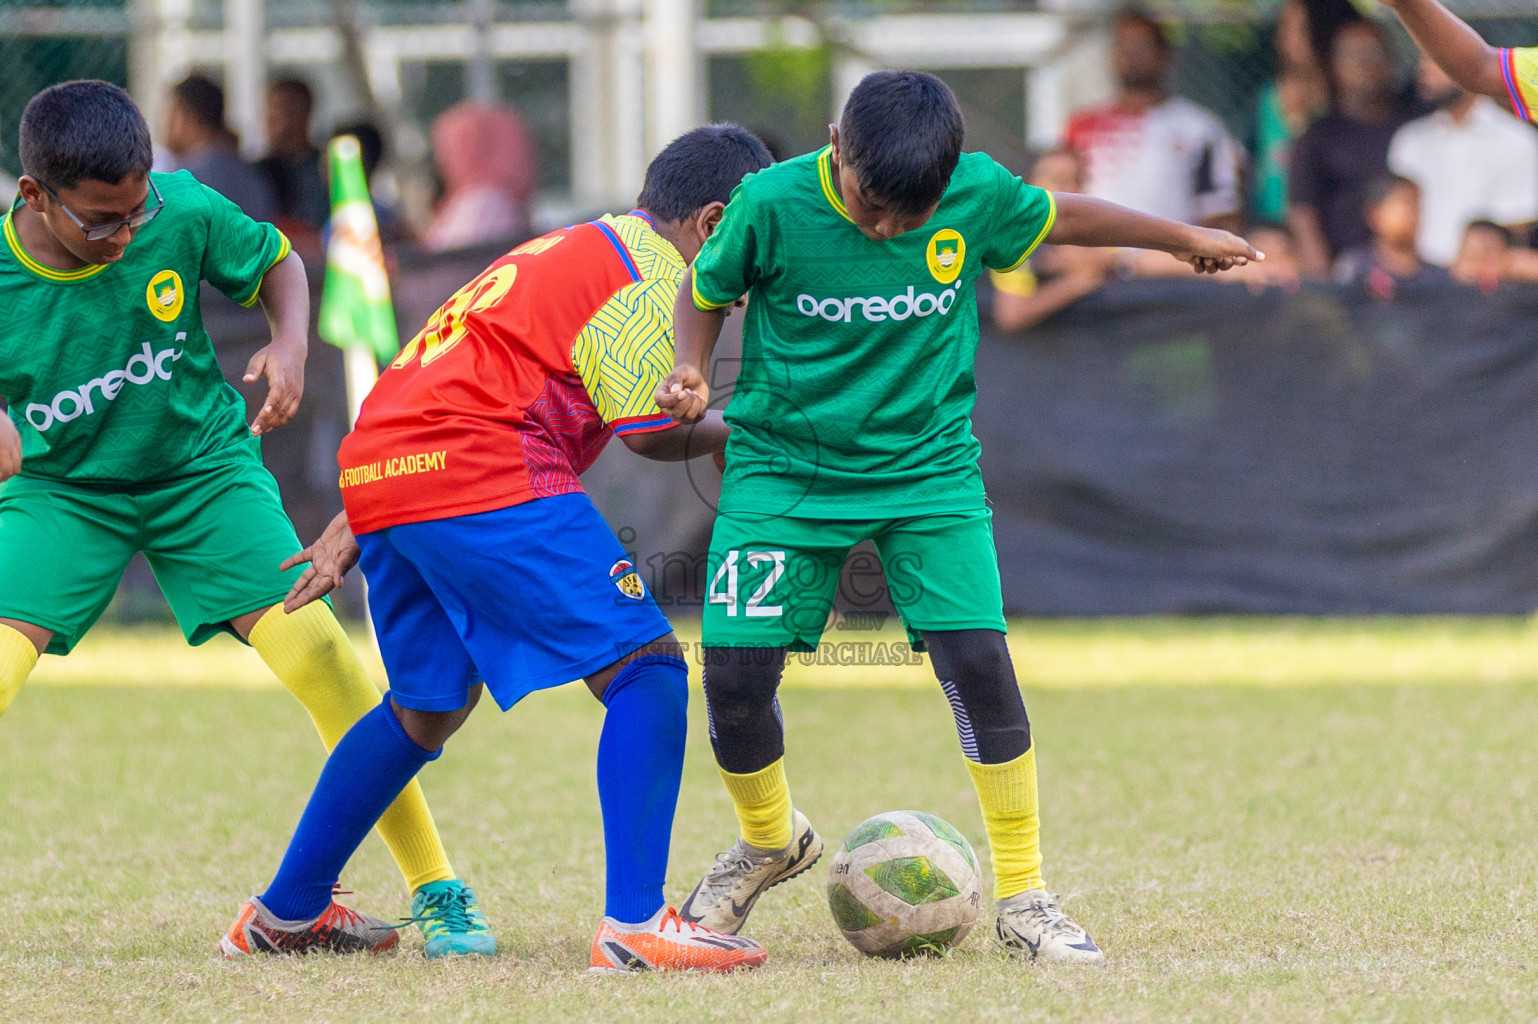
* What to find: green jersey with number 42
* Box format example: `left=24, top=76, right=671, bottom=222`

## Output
left=691, top=147, right=1055, bottom=518
left=0, top=170, right=290, bottom=485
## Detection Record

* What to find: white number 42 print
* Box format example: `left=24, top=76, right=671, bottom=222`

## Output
left=708, top=550, right=786, bottom=617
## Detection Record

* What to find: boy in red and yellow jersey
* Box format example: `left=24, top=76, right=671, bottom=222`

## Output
left=222, top=126, right=775, bottom=973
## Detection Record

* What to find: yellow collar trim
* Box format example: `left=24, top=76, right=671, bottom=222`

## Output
left=3, top=201, right=110, bottom=282
left=817, top=147, right=854, bottom=224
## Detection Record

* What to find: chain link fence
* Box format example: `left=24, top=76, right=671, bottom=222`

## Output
left=0, top=1, right=129, bottom=181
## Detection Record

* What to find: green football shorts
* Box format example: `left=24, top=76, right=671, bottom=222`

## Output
left=0, top=455, right=306, bottom=655
left=701, top=507, right=1007, bottom=650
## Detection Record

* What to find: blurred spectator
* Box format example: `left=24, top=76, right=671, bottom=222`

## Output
left=1451, top=220, right=1512, bottom=292
left=257, top=78, right=329, bottom=233
left=422, top=102, right=536, bottom=252
left=1227, top=223, right=1303, bottom=293
left=990, top=148, right=1117, bottom=332
left=329, top=121, right=406, bottom=243
left=164, top=75, right=276, bottom=222
left=1333, top=175, right=1450, bottom=295
left=1388, top=56, right=1538, bottom=267
left=1064, top=8, right=1243, bottom=231
left=1025, top=148, right=1083, bottom=197
left=1251, top=0, right=1348, bottom=226
left=1289, top=20, right=1418, bottom=279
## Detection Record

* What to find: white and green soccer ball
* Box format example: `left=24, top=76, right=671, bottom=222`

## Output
left=826, top=810, right=983, bottom=958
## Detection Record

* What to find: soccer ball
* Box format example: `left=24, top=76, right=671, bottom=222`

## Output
left=826, top=810, right=983, bottom=958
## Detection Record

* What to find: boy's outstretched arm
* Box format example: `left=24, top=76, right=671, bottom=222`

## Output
left=1046, top=193, right=1260, bottom=274
left=1374, top=0, right=1509, bottom=105
left=622, top=411, right=731, bottom=462
left=655, top=268, right=729, bottom=425
left=245, top=251, right=309, bottom=437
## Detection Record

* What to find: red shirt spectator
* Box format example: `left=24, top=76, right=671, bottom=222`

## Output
left=1065, top=10, right=1243, bottom=230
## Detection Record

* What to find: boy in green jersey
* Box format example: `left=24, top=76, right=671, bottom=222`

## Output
left=658, top=71, right=1260, bottom=962
left=0, top=81, right=491, bottom=957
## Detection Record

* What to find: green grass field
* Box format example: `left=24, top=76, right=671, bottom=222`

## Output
left=7, top=617, right=1538, bottom=1023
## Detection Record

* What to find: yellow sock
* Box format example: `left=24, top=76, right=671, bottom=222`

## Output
left=965, top=747, right=1045, bottom=900
left=249, top=602, right=455, bottom=893
left=719, top=758, right=794, bottom=850
left=0, top=624, right=39, bottom=718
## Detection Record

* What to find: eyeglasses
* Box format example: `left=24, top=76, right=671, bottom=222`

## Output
left=38, top=176, right=165, bottom=241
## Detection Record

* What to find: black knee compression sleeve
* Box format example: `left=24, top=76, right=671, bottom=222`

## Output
left=702, top=646, right=788, bottom=774
left=923, top=629, right=1031, bottom=764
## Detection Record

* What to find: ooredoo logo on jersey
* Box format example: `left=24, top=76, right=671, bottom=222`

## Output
left=25, top=335, right=186, bottom=433
left=796, top=283, right=961, bottom=324
left=797, top=227, right=968, bottom=324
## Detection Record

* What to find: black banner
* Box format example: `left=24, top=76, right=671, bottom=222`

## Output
left=977, top=279, right=1538, bottom=614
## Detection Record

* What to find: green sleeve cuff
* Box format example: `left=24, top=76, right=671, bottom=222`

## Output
left=691, top=271, right=735, bottom=311
left=238, top=232, right=293, bottom=308
left=997, top=191, right=1057, bottom=274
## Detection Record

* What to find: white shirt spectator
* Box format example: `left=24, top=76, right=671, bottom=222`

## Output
left=1064, top=97, right=1243, bottom=224
left=1389, top=97, right=1538, bottom=266
left=0, top=172, right=15, bottom=209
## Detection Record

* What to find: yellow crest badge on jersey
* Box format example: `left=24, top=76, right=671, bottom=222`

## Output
left=926, top=229, right=965, bottom=285
left=609, top=559, right=646, bottom=600
left=146, top=270, right=184, bottom=322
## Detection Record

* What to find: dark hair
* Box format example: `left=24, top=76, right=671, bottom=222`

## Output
left=172, top=74, right=226, bottom=131
left=19, top=79, right=153, bottom=189
left=1363, top=173, right=1417, bottom=212
left=333, top=121, right=385, bottom=179
left=635, top=123, right=774, bottom=222
left=1464, top=219, right=1513, bottom=246
left=1331, top=16, right=1392, bottom=59
left=1113, top=7, right=1172, bottom=52
left=1300, top=0, right=1365, bottom=70
left=838, top=70, right=964, bottom=216
left=270, top=77, right=314, bottom=117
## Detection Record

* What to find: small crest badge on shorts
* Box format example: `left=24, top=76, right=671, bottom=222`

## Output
left=609, top=558, right=646, bottom=600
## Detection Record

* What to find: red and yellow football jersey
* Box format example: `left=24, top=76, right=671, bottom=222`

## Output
left=1501, top=48, right=1538, bottom=122
left=338, top=212, right=682, bottom=534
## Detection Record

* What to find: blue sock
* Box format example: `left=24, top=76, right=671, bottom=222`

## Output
left=597, top=654, right=688, bottom=924
left=259, top=698, right=440, bottom=922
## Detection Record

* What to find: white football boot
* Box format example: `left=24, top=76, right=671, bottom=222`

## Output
left=678, top=809, right=823, bottom=935
left=993, top=890, right=1105, bottom=964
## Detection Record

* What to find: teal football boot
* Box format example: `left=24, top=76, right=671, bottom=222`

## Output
left=410, top=879, right=497, bottom=958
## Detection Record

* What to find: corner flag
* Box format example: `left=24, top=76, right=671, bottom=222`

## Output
left=318, top=134, right=398, bottom=424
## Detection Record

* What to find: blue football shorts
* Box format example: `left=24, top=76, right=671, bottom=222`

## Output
left=355, top=492, right=674, bottom=712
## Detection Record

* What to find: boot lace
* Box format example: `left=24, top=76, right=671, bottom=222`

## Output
left=1019, top=892, right=1077, bottom=938
left=659, top=907, right=706, bottom=935
left=693, top=845, right=763, bottom=905
left=318, top=887, right=369, bottom=932
left=398, top=886, right=477, bottom=935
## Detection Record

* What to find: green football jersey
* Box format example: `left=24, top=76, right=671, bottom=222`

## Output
left=0, top=170, right=290, bottom=484
left=692, top=148, right=1054, bottom=517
